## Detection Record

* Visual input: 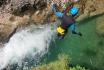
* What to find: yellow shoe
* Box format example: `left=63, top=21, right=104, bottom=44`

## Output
left=57, top=26, right=65, bottom=35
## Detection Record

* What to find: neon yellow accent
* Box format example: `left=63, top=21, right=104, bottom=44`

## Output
left=57, top=27, right=65, bottom=35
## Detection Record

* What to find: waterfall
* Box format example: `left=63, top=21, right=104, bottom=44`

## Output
left=0, top=24, right=56, bottom=70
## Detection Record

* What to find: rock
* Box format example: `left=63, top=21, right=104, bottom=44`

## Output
left=10, top=0, right=32, bottom=14
left=31, top=10, right=46, bottom=24
left=0, top=43, right=4, bottom=48
left=0, top=23, right=17, bottom=42
left=76, top=12, right=90, bottom=21
left=0, top=0, right=7, bottom=7
left=0, top=0, right=104, bottom=43
left=10, top=0, right=47, bottom=14
left=14, top=15, right=30, bottom=26
left=0, top=0, right=48, bottom=42
left=31, top=7, right=55, bottom=24
left=96, top=15, right=104, bottom=36
left=76, top=0, right=104, bottom=21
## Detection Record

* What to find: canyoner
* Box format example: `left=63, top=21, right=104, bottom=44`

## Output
left=50, top=0, right=82, bottom=39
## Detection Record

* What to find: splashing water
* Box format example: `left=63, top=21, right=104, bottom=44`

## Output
left=0, top=24, right=56, bottom=70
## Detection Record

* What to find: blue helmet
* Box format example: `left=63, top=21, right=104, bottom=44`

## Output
left=70, top=7, right=79, bottom=16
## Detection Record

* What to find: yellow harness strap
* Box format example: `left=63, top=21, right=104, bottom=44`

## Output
left=57, top=26, right=65, bottom=35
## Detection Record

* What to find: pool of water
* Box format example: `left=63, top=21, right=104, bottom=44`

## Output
left=42, top=16, right=104, bottom=70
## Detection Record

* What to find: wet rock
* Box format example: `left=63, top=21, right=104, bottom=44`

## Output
left=96, top=15, right=104, bottom=36
left=10, top=0, right=47, bottom=14
left=0, top=23, right=17, bottom=42
left=0, top=0, right=104, bottom=43
left=0, top=0, right=7, bottom=7
left=76, top=0, right=104, bottom=21
left=10, top=0, right=32, bottom=14
left=0, top=0, right=47, bottom=42
left=31, top=9, right=51, bottom=24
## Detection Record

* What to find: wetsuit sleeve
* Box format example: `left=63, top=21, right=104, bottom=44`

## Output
left=55, top=12, right=64, bottom=18
left=52, top=4, right=64, bottom=18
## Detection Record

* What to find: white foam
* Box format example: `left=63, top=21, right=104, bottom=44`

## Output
left=0, top=24, right=56, bottom=69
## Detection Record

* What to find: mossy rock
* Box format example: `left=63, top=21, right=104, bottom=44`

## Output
left=96, top=15, right=104, bottom=36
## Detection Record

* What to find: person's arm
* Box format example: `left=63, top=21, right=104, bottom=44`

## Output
left=52, top=4, right=64, bottom=18
left=55, top=12, right=64, bottom=18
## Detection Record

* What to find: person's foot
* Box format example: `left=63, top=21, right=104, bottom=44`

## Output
left=78, top=32, right=82, bottom=36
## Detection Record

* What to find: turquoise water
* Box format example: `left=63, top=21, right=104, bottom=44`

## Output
left=42, top=16, right=104, bottom=70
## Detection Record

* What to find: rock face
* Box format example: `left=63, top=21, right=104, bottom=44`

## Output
left=0, top=0, right=6, bottom=7
left=96, top=15, right=104, bottom=36
left=76, top=0, right=104, bottom=21
left=0, top=0, right=104, bottom=42
left=0, top=0, right=47, bottom=42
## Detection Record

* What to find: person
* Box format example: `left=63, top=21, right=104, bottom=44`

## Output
left=52, top=4, right=82, bottom=39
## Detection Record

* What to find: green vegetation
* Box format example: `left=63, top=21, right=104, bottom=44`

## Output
left=32, top=54, right=89, bottom=70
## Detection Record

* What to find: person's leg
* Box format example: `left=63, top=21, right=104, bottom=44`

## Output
left=69, top=24, right=82, bottom=36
